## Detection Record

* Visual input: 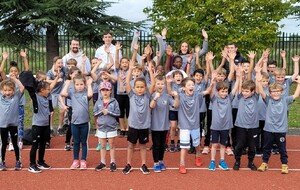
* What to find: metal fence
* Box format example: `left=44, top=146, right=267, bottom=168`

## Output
left=0, top=32, right=299, bottom=74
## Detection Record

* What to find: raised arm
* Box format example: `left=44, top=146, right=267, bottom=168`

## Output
left=150, top=92, right=160, bottom=109
left=91, top=59, right=101, bottom=81
left=20, top=49, right=30, bottom=71
left=49, top=70, right=60, bottom=91
left=254, top=65, right=266, bottom=99
left=247, top=51, right=256, bottom=80
left=125, top=60, right=134, bottom=93
left=291, top=55, right=299, bottom=81
left=198, top=29, right=208, bottom=57
left=0, top=52, right=9, bottom=79
left=165, top=45, right=173, bottom=73
left=86, top=77, right=93, bottom=99
left=131, top=42, right=138, bottom=63
left=227, top=52, right=236, bottom=82
left=195, top=45, right=201, bottom=69
left=231, top=65, right=242, bottom=96
left=10, top=73, right=24, bottom=94
left=166, top=75, right=173, bottom=95
left=115, top=42, right=122, bottom=69
left=280, top=50, right=287, bottom=70
left=60, top=79, right=71, bottom=97
left=292, top=76, right=300, bottom=100
left=147, top=61, right=155, bottom=94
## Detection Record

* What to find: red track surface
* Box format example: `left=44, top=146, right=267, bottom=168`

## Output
left=1, top=136, right=300, bottom=190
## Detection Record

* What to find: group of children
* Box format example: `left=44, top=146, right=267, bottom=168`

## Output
left=0, top=30, right=299, bottom=175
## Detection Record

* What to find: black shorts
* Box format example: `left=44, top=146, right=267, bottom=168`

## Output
left=127, top=127, right=149, bottom=144
left=211, top=129, right=229, bottom=146
left=116, top=94, right=130, bottom=118
left=169, top=110, right=178, bottom=121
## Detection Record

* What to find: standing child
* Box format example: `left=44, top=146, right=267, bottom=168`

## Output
left=61, top=75, right=93, bottom=170
left=151, top=75, right=179, bottom=172
left=0, top=76, right=24, bottom=171
left=94, top=81, right=120, bottom=172
left=122, top=60, right=155, bottom=175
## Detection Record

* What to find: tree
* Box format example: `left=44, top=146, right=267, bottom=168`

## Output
left=0, top=0, right=139, bottom=69
left=144, top=0, right=294, bottom=56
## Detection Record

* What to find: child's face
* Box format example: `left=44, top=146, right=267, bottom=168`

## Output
left=67, top=64, right=76, bottom=70
left=180, top=42, right=189, bottom=54
left=37, top=75, right=47, bottom=82
left=2, top=85, right=14, bottom=98
left=270, top=88, right=282, bottom=100
left=134, top=81, right=147, bottom=96
left=54, top=59, right=63, bottom=70
left=183, top=80, right=194, bottom=96
left=241, top=88, right=254, bottom=99
left=268, top=64, right=276, bottom=74
left=155, top=79, right=165, bottom=93
left=217, top=73, right=226, bottom=82
left=173, top=73, right=183, bottom=84
left=9, top=67, right=19, bottom=77
left=91, top=59, right=98, bottom=68
left=101, top=72, right=109, bottom=82
left=40, top=86, right=51, bottom=97
left=193, top=73, right=203, bottom=84
left=156, top=65, right=165, bottom=75
left=120, top=59, right=129, bottom=70
left=74, top=79, right=85, bottom=92
left=71, top=71, right=80, bottom=79
left=217, top=88, right=228, bottom=99
left=261, top=78, right=269, bottom=88
left=242, top=62, right=250, bottom=74
left=173, top=57, right=183, bottom=69
left=275, top=74, right=285, bottom=84
left=100, top=89, right=111, bottom=99
left=132, top=69, right=141, bottom=79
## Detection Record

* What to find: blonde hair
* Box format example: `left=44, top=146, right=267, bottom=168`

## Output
left=217, top=68, right=227, bottom=76
left=274, top=68, right=286, bottom=76
left=269, top=82, right=283, bottom=93
left=261, top=72, right=270, bottom=80
left=0, top=79, right=16, bottom=91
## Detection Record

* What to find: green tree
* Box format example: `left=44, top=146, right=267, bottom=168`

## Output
left=144, top=0, right=294, bottom=56
left=0, top=0, right=139, bottom=69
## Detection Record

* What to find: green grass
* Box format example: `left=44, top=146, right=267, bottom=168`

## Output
left=23, top=84, right=300, bottom=129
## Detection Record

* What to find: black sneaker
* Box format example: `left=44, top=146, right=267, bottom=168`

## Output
left=15, top=160, right=22, bottom=171
left=188, top=146, right=196, bottom=154
left=57, top=128, right=65, bottom=136
left=95, top=163, right=106, bottom=171
left=64, top=143, right=71, bottom=151
left=50, top=128, right=55, bottom=137
left=140, top=164, right=150, bottom=175
left=119, top=131, right=125, bottom=137
left=110, top=162, right=117, bottom=172
left=28, top=165, right=41, bottom=173
left=45, top=142, right=50, bottom=149
left=122, top=164, right=132, bottom=174
left=233, top=161, right=240, bottom=171
left=124, top=131, right=128, bottom=137
left=37, top=161, right=51, bottom=170
left=0, top=161, right=7, bottom=171
left=164, top=144, right=169, bottom=152
left=248, top=162, right=257, bottom=171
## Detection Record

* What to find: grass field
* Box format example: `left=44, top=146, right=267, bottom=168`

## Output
left=22, top=83, right=300, bottom=129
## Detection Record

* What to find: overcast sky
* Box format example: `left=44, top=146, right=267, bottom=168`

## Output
left=106, top=0, right=300, bottom=34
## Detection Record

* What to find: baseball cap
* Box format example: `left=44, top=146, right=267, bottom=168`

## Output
left=99, top=81, right=112, bottom=90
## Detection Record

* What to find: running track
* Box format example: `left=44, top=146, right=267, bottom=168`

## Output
left=1, top=135, right=300, bottom=190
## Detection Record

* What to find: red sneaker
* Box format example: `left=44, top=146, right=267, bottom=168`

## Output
left=179, top=165, right=187, bottom=174
left=196, top=156, right=202, bottom=167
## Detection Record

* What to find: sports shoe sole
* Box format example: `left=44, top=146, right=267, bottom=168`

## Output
left=28, top=168, right=41, bottom=173
left=122, top=168, right=133, bottom=175
left=140, top=168, right=150, bottom=175
left=219, top=165, right=229, bottom=171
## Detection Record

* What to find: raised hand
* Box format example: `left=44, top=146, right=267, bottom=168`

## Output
left=133, top=42, right=138, bottom=51
left=2, top=52, right=9, bottom=60
left=280, top=50, right=286, bottom=58
left=202, top=29, right=208, bottom=39
left=292, top=55, right=300, bottom=62
left=161, top=28, right=167, bottom=38
left=116, top=41, right=122, bottom=50
left=20, top=49, right=27, bottom=58
left=154, top=92, right=160, bottom=100
left=247, top=51, right=256, bottom=60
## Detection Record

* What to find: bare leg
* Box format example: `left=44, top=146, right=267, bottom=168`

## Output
left=140, top=144, right=147, bottom=165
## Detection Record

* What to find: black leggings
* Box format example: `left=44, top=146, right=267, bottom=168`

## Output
left=30, top=125, right=50, bottom=166
left=0, top=126, right=20, bottom=161
left=152, top=130, right=168, bottom=163
left=65, top=107, right=73, bottom=144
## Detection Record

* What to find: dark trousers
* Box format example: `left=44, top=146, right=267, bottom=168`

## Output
left=263, top=131, right=288, bottom=164
left=0, top=126, right=20, bottom=161
left=65, top=107, right=72, bottom=144
left=30, top=125, right=50, bottom=166
left=204, top=110, right=212, bottom=146
left=152, top=130, right=168, bottom=163
left=234, top=127, right=258, bottom=162
left=227, top=108, right=238, bottom=149
left=255, top=120, right=265, bottom=150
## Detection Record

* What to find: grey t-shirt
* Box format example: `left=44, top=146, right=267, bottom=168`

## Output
left=151, top=92, right=174, bottom=131
left=116, top=69, right=128, bottom=95
left=32, top=94, right=50, bottom=126
left=194, top=81, right=207, bottom=113
left=0, top=90, right=22, bottom=128
left=170, top=82, right=182, bottom=111
left=128, top=89, right=151, bottom=129
left=235, top=93, right=259, bottom=129
left=68, top=88, right=90, bottom=124
left=211, top=93, right=234, bottom=130
left=258, top=87, right=269, bottom=121
left=264, top=95, right=293, bottom=133
left=178, top=91, right=203, bottom=130
left=47, top=68, right=67, bottom=95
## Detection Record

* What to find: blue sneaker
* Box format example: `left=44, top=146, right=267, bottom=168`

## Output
left=219, top=159, right=229, bottom=171
left=159, top=161, right=166, bottom=171
left=153, top=163, right=161, bottom=173
left=106, top=143, right=110, bottom=151
left=208, top=160, right=216, bottom=171
left=96, top=143, right=101, bottom=151
left=0, top=161, right=6, bottom=171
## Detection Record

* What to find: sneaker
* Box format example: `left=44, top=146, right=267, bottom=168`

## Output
left=188, top=146, right=196, bottom=154
left=248, top=162, right=257, bottom=171
left=106, top=143, right=110, bottom=151
left=19, top=141, right=23, bottom=150
left=15, top=160, right=22, bottom=171
left=179, top=165, right=187, bottom=174
left=257, top=162, right=268, bottom=172
left=8, top=143, right=14, bottom=151
left=140, top=164, right=150, bottom=175
left=153, top=163, right=161, bottom=173
left=80, top=160, right=87, bottom=170
left=70, top=160, right=80, bottom=170
left=175, top=144, right=181, bottom=151
left=225, top=147, right=234, bottom=156
left=122, top=164, right=132, bottom=174
left=45, top=142, right=50, bottom=149
left=169, top=143, right=175, bottom=153
left=0, top=161, right=7, bottom=171
left=255, top=149, right=263, bottom=156
left=233, top=161, right=240, bottom=171
left=96, top=143, right=101, bottom=151
left=28, top=164, right=41, bottom=173
left=124, top=131, right=128, bottom=137
left=272, top=148, right=279, bottom=155
left=64, top=143, right=71, bottom=151
left=208, top=160, right=216, bottom=171
left=219, top=160, right=229, bottom=171
left=57, top=128, right=64, bottom=136
left=119, top=131, right=125, bottom=137
left=164, top=144, right=169, bottom=152
left=110, top=162, right=117, bottom=172
left=95, top=162, right=106, bottom=171
left=37, top=161, right=51, bottom=170
left=195, top=156, right=202, bottom=167
left=281, top=164, right=288, bottom=174
left=159, top=161, right=166, bottom=171
left=50, top=128, right=55, bottom=137
left=202, top=146, right=210, bottom=154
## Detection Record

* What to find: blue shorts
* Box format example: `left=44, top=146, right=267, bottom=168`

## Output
left=211, top=129, right=229, bottom=146
left=169, top=110, right=178, bottom=121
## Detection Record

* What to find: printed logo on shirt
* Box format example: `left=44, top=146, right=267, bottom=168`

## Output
left=280, top=137, right=285, bottom=143
left=162, top=100, right=167, bottom=105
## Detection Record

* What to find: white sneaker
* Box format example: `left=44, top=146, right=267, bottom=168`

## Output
left=19, top=141, right=23, bottom=150
left=8, top=143, right=14, bottom=151
left=202, top=146, right=210, bottom=154
left=225, top=147, right=234, bottom=156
